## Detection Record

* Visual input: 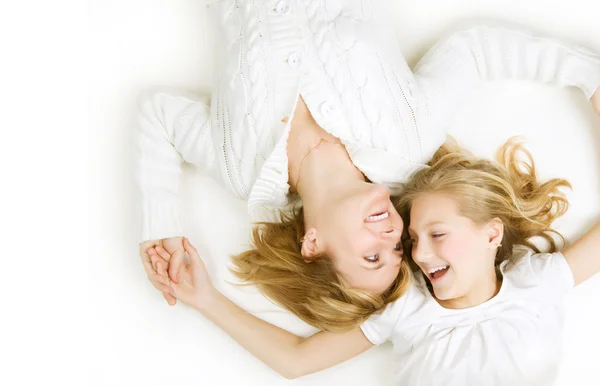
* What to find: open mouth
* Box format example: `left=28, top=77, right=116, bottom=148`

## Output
left=366, top=210, right=389, bottom=222
left=428, top=265, right=450, bottom=281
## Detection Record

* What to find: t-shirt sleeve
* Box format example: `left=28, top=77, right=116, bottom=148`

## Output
left=529, top=252, right=575, bottom=294
left=360, top=287, right=411, bottom=345
left=508, top=250, right=575, bottom=297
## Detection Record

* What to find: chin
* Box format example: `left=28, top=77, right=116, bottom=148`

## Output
left=432, top=286, right=456, bottom=301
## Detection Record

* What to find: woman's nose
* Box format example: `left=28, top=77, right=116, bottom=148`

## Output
left=380, top=227, right=401, bottom=247
left=381, top=227, right=400, bottom=238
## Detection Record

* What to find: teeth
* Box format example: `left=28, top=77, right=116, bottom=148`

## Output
left=429, top=266, right=449, bottom=274
left=366, top=211, right=389, bottom=221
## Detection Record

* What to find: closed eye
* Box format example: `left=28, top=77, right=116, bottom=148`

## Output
left=394, top=241, right=403, bottom=252
left=432, top=233, right=445, bottom=239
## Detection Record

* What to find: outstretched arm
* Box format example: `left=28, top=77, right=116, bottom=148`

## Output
left=134, top=91, right=217, bottom=243
left=150, top=239, right=374, bottom=379
left=592, top=88, right=600, bottom=116
left=135, top=91, right=221, bottom=286
left=562, top=221, right=600, bottom=286
left=414, top=23, right=600, bottom=141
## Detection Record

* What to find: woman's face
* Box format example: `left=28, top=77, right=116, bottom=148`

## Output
left=312, top=183, right=405, bottom=294
left=407, top=193, right=495, bottom=302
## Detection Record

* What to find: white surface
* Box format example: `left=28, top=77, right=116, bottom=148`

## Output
left=89, top=1, right=600, bottom=385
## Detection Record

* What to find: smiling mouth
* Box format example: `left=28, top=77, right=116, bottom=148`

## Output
left=366, top=210, right=389, bottom=222
left=428, top=265, right=450, bottom=281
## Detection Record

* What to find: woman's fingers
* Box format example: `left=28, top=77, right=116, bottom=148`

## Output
left=149, top=253, right=160, bottom=273
left=162, top=292, right=177, bottom=306
left=141, top=254, right=156, bottom=276
left=150, top=272, right=177, bottom=305
left=154, top=245, right=171, bottom=262
left=140, top=242, right=179, bottom=306
left=140, top=243, right=159, bottom=275
left=150, top=273, right=170, bottom=291
left=167, top=249, right=185, bottom=284
left=156, top=259, right=168, bottom=278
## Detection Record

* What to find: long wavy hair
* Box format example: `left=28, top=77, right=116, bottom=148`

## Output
left=232, top=137, right=569, bottom=332
left=397, top=137, right=571, bottom=266
left=231, top=205, right=412, bottom=332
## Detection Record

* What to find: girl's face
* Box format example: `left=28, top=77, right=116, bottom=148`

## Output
left=407, top=193, right=499, bottom=304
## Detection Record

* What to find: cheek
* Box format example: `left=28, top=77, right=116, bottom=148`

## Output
left=437, top=233, right=474, bottom=266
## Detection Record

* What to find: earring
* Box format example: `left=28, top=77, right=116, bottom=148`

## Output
left=496, top=243, right=503, bottom=248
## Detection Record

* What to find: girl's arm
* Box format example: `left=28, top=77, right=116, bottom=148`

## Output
left=202, top=291, right=373, bottom=379
left=592, top=88, right=600, bottom=115
left=152, top=239, right=374, bottom=379
left=414, top=23, right=600, bottom=138
left=562, top=221, right=600, bottom=286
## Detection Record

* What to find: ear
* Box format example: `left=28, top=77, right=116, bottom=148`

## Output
left=486, top=218, right=504, bottom=249
left=300, top=228, right=320, bottom=263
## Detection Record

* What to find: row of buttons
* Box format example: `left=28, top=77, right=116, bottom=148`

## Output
left=276, top=1, right=336, bottom=120
left=274, top=0, right=291, bottom=15
left=275, top=1, right=301, bottom=69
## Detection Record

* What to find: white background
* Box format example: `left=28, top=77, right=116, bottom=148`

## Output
left=4, top=0, right=600, bottom=385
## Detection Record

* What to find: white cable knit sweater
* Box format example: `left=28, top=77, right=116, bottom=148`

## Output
left=135, top=0, right=600, bottom=242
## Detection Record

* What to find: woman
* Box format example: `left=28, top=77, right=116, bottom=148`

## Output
left=136, top=0, right=600, bottom=330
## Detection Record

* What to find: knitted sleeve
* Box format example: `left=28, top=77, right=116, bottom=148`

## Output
left=134, top=91, right=218, bottom=242
left=413, top=23, right=600, bottom=143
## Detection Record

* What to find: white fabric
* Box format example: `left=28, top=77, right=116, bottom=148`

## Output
left=133, top=0, right=600, bottom=242
left=89, top=0, right=600, bottom=385
left=361, top=249, right=575, bottom=386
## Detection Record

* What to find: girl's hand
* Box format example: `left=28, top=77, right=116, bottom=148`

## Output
left=153, top=238, right=216, bottom=311
left=592, top=87, right=600, bottom=116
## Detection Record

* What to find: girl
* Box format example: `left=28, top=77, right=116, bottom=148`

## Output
left=149, top=137, right=600, bottom=385
left=137, top=0, right=600, bottom=330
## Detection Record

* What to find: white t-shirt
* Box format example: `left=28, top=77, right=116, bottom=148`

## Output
left=360, top=248, right=574, bottom=386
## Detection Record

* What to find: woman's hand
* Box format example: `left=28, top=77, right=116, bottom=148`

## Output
left=150, top=238, right=216, bottom=311
left=139, top=236, right=185, bottom=306
left=592, top=87, right=600, bottom=116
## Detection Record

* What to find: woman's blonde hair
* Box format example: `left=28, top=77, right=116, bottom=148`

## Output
left=231, top=207, right=412, bottom=332
left=397, top=137, right=571, bottom=265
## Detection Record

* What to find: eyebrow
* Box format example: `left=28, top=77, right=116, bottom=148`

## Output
left=408, top=221, right=445, bottom=234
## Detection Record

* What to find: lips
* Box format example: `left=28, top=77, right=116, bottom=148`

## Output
left=427, top=265, right=450, bottom=281
left=366, top=210, right=389, bottom=222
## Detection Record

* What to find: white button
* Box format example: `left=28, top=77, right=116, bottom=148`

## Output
left=274, top=0, right=291, bottom=14
left=287, top=52, right=302, bottom=69
left=320, top=102, right=335, bottom=117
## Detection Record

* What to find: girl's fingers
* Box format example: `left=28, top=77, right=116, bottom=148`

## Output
left=183, top=238, right=201, bottom=265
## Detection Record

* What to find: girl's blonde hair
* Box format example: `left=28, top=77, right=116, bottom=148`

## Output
left=397, top=137, right=571, bottom=265
left=231, top=207, right=412, bottom=332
